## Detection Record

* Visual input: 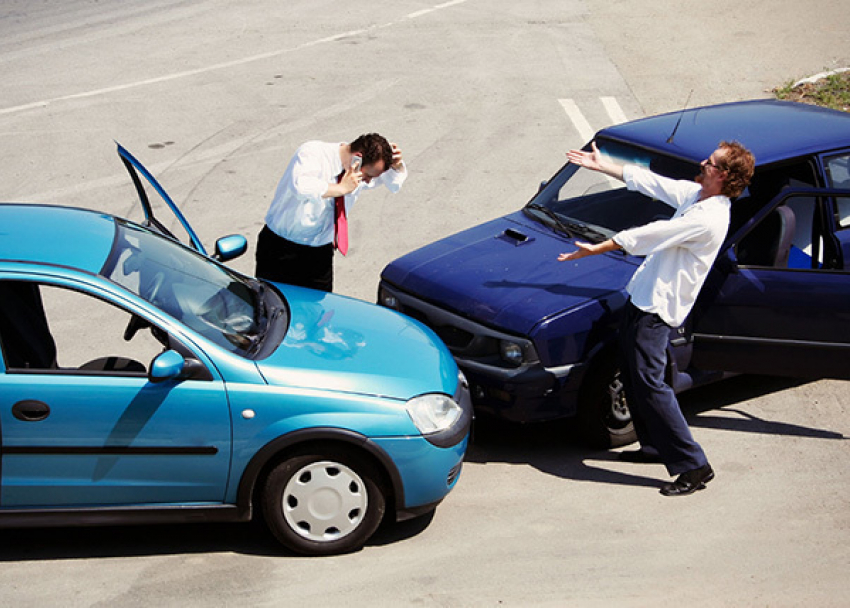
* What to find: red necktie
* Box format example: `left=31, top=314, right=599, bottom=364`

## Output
left=334, top=171, right=348, bottom=256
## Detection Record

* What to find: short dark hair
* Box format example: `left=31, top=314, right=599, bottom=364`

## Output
left=717, top=141, right=755, bottom=198
left=350, top=133, right=393, bottom=171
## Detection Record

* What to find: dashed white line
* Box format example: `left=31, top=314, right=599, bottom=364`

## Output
left=559, top=97, right=632, bottom=143
left=558, top=98, right=595, bottom=144
left=601, top=96, right=628, bottom=125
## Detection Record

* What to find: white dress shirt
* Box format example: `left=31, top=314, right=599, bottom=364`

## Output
left=612, top=165, right=731, bottom=327
left=265, top=140, right=408, bottom=247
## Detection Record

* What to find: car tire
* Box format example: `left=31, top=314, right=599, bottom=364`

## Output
left=261, top=448, right=386, bottom=556
left=577, top=362, right=637, bottom=448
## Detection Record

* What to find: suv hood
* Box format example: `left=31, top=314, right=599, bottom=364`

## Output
left=381, top=212, right=637, bottom=335
left=256, top=285, right=458, bottom=400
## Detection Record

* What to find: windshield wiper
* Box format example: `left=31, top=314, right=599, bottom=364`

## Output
left=525, top=203, right=575, bottom=237
left=568, top=221, right=607, bottom=242
left=526, top=203, right=608, bottom=242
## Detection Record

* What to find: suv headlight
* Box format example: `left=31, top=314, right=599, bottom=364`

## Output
left=500, top=340, right=525, bottom=365
left=378, top=286, right=401, bottom=311
left=406, top=393, right=462, bottom=434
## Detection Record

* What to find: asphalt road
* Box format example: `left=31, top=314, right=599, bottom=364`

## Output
left=1, top=1, right=849, bottom=606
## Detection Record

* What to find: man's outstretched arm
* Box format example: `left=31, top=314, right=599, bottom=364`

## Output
left=566, top=141, right=624, bottom=181
left=557, top=238, right=622, bottom=262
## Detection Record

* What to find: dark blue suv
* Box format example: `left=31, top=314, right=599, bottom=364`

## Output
left=378, top=99, right=850, bottom=447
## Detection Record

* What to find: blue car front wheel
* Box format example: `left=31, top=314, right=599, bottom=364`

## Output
left=262, top=448, right=387, bottom=556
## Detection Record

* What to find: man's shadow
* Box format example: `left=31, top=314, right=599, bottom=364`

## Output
left=465, top=374, right=845, bottom=487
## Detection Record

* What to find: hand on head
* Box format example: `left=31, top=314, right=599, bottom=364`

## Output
left=390, top=143, right=404, bottom=170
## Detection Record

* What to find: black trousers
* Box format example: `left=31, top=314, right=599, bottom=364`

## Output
left=618, top=301, right=708, bottom=475
left=255, top=225, right=334, bottom=292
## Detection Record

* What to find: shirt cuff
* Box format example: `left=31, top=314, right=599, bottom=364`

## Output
left=622, top=164, right=640, bottom=192
left=612, top=232, right=633, bottom=254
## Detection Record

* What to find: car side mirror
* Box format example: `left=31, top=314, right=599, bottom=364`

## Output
left=214, top=234, right=248, bottom=262
left=149, top=349, right=185, bottom=383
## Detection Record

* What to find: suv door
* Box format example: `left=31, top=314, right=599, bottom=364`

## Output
left=690, top=187, right=850, bottom=379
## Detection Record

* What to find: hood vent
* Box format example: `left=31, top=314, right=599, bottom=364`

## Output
left=498, top=228, right=534, bottom=246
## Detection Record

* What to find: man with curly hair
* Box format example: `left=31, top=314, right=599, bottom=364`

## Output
left=257, top=133, right=407, bottom=292
left=558, top=140, right=755, bottom=497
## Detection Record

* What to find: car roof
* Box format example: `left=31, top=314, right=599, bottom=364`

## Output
left=0, top=203, right=116, bottom=274
left=597, top=99, right=850, bottom=167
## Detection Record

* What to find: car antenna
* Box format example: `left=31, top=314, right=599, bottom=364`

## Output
left=666, top=89, right=694, bottom=144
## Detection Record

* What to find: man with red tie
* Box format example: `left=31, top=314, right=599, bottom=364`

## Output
left=256, top=133, right=407, bottom=292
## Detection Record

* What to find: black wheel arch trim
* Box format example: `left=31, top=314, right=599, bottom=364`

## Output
left=235, top=427, right=406, bottom=521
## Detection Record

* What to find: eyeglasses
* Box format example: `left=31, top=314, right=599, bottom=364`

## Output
left=703, top=159, right=724, bottom=171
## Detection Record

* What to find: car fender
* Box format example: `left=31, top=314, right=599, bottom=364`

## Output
left=234, top=426, right=406, bottom=520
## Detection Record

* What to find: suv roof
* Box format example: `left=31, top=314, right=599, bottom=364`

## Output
left=0, top=203, right=115, bottom=274
left=598, top=99, right=850, bottom=167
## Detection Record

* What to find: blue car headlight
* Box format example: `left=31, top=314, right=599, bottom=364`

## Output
left=406, top=393, right=462, bottom=434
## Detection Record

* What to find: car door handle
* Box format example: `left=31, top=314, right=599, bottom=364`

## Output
left=12, top=400, right=51, bottom=422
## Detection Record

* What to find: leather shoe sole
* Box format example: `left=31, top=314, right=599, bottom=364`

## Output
left=618, top=449, right=663, bottom=464
left=660, top=464, right=715, bottom=497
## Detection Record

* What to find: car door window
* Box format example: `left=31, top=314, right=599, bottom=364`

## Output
left=784, top=193, right=828, bottom=269
left=0, top=281, right=165, bottom=375
left=824, top=153, right=850, bottom=229
left=734, top=190, right=846, bottom=271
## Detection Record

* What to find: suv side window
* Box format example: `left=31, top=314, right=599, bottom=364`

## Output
left=824, top=153, right=850, bottom=229
left=733, top=160, right=835, bottom=270
left=735, top=190, right=845, bottom=271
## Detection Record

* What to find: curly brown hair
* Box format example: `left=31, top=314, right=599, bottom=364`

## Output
left=717, top=141, right=755, bottom=198
left=350, top=133, right=393, bottom=171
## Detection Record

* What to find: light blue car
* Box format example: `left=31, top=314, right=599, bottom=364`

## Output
left=0, top=145, right=471, bottom=556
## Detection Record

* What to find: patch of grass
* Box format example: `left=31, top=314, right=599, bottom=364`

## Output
left=773, top=70, right=850, bottom=112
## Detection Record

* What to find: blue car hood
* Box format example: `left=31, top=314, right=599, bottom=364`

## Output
left=382, top=212, right=637, bottom=336
left=256, top=285, right=458, bottom=400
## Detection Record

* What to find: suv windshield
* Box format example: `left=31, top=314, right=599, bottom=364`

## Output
left=102, top=221, right=281, bottom=356
left=526, top=138, right=699, bottom=241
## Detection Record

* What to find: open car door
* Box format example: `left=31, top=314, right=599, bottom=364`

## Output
left=116, top=143, right=208, bottom=256
left=691, top=187, right=850, bottom=380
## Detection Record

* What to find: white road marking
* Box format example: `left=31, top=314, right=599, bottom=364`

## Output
left=559, top=97, right=632, bottom=143
left=0, top=0, right=471, bottom=116
left=601, top=96, right=628, bottom=125
left=558, top=98, right=595, bottom=144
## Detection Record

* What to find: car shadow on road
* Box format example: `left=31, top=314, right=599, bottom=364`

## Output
left=0, top=509, right=434, bottom=561
left=465, top=374, right=846, bottom=487
left=0, top=504, right=435, bottom=562
left=679, top=375, right=845, bottom=440
left=0, top=519, right=288, bottom=561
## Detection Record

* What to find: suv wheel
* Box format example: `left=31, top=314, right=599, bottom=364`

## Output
left=577, top=364, right=637, bottom=448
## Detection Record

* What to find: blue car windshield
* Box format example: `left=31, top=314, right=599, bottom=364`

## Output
left=527, top=139, right=698, bottom=241
left=102, top=221, right=262, bottom=355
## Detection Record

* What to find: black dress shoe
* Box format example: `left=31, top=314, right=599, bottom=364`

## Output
left=618, top=449, right=663, bottom=464
left=660, top=464, right=715, bottom=497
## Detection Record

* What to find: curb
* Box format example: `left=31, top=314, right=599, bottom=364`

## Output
left=792, top=68, right=850, bottom=88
